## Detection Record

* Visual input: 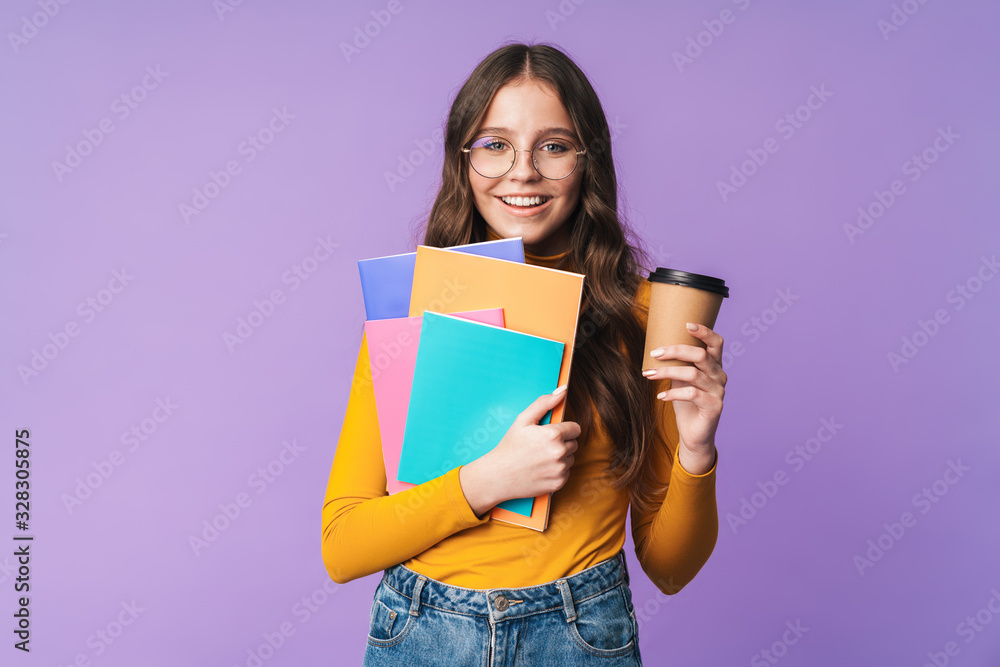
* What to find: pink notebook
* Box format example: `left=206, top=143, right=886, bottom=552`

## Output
left=364, top=308, right=505, bottom=494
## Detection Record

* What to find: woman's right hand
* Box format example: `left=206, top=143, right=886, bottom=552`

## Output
left=459, top=386, right=580, bottom=515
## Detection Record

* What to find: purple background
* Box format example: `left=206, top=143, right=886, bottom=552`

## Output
left=3, top=0, right=999, bottom=665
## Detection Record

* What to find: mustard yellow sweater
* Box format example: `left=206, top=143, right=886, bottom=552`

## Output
left=322, top=234, right=719, bottom=594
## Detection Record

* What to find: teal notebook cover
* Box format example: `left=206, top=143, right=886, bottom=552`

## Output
left=396, top=311, right=565, bottom=517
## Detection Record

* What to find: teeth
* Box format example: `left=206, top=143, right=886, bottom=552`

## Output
left=500, top=195, right=548, bottom=207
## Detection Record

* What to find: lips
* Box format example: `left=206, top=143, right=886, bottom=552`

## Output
left=495, top=195, right=553, bottom=216
left=498, top=194, right=550, bottom=206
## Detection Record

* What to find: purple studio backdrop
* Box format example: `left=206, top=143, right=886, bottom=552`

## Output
left=2, top=1, right=999, bottom=665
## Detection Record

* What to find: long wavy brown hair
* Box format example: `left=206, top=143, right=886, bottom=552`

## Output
left=412, top=42, right=669, bottom=515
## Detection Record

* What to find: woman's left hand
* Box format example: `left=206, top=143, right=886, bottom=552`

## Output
left=642, top=323, right=726, bottom=474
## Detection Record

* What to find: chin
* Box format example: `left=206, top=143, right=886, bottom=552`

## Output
left=491, top=221, right=544, bottom=242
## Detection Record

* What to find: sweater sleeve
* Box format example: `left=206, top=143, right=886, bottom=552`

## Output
left=321, top=330, right=491, bottom=585
left=627, top=276, right=720, bottom=595
left=629, top=378, right=720, bottom=596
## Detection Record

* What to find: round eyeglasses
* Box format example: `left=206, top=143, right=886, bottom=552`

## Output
left=461, top=135, right=587, bottom=180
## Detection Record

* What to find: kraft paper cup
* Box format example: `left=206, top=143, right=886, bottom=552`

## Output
left=642, top=268, right=730, bottom=371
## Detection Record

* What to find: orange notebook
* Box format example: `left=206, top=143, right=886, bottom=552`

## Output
left=408, top=245, right=585, bottom=531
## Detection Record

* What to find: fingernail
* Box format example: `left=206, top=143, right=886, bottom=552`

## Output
left=686, top=322, right=698, bottom=331
left=552, top=384, right=568, bottom=395
left=642, top=369, right=655, bottom=376
left=650, top=348, right=663, bottom=357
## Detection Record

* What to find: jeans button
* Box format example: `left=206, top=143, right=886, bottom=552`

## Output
left=495, top=595, right=509, bottom=611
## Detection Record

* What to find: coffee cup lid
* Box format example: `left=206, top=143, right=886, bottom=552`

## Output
left=648, top=268, right=730, bottom=298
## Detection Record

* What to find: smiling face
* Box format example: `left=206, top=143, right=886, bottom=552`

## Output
left=467, top=79, right=585, bottom=257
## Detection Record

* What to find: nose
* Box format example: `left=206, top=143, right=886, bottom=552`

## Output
left=508, top=148, right=541, bottom=181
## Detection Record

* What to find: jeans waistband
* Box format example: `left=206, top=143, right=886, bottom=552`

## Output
left=380, top=549, right=631, bottom=623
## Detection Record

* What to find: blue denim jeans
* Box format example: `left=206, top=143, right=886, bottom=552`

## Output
left=362, top=548, right=643, bottom=666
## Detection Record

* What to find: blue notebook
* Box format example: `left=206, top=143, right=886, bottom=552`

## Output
left=396, top=311, right=565, bottom=516
left=358, top=237, right=525, bottom=321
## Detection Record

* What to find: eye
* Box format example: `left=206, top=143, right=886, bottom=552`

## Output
left=536, top=139, right=573, bottom=155
left=473, top=136, right=511, bottom=152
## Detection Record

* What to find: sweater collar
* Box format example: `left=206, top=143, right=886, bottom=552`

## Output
left=484, top=224, right=572, bottom=270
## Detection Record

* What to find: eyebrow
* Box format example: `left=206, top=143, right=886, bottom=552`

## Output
left=475, top=126, right=578, bottom=140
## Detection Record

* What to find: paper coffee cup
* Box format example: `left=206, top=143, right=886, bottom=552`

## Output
left=642, top=268, right=730, bottom=371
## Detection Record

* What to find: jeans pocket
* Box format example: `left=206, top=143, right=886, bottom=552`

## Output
left=366, top=581, right=415, bottom=647
left=567, top=583, right=637, bottom=657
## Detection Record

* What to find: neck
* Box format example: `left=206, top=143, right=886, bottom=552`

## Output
left=524, top=233, right=570, bottom=258
left=484, top=224, right=572, bottom=270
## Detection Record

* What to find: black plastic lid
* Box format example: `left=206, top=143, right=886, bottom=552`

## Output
left=648, top=267, right=730, bottom=298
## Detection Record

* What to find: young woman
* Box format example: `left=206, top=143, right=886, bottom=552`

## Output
left=322, top=42, right=726, bottom=666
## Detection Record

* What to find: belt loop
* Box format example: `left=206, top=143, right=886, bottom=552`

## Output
left=620, top=550, right=630, bottom=586
left=556, top=579, right=577, bottom=623
left=409, top=575, right=427, bottom=617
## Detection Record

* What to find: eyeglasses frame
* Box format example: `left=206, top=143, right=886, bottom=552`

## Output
left=461, top=135, right=587, bottom=180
